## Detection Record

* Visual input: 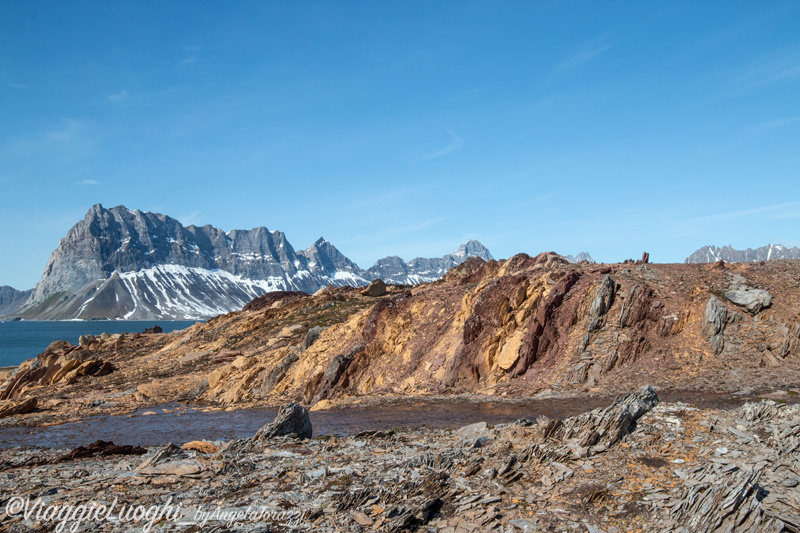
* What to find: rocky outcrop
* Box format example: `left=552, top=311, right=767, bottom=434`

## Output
left=588, top=274, right=617, bottom=331
left=530, top=385, right=658, bottom=461
left=302, top=326, right=325, bottom=351
left=17, top=205, right=493, bottom=320
left=0, top=397, right=37, bottom=419
left=259, top=351, right=299, bottom=398
left=253, top=402, right=312, bottom=440
left=0, top=340, right=114, bottom=400
left=703, top=297, right=728, bottom=355
left=6, top=255, right=800, bottom=428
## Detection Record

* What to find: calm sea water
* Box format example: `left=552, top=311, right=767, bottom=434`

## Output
left=0, top=321, right=198, bottom=368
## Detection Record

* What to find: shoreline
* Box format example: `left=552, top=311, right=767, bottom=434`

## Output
left=1, top=387, right=798, bottom=451
left=1, top=388, right=797, bottom=532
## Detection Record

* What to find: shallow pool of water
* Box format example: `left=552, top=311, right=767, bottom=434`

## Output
left=0, top=390, right=789, bottom=449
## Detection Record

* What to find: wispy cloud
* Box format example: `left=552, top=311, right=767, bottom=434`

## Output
left=747, top=115, right=800, bottom=134
left=0, top=118, right=96, bottom=161
left=77, top=179, right=99, bottom=185
left=6, top=82, right=27, bottom=89
left=734, top=46, right=800, bottom=89
left=696, top=201, right=800, bottom=222
left=557, top=35, right=612, bottom=72
left=180, top=56, right=198, bottom=65
left=381, top=217, right=446, bottom=236
left=415, top=129, right=465, bottom=161
left=178, top=211, right=202, bottom=226
left=107, top=89, right=128, bottom=103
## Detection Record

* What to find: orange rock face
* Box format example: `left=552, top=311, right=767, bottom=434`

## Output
left=2, top=254, right=800, bottom=423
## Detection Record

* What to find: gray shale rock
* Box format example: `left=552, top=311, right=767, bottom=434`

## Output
left=588, top=274, right=617, bottom=331
left=565, top=384, right=659, bottom=447
left=302, top=326, right=325, bottom=350
left=703, top=296, right=728, bottom=355
left=253, top=402, right=312, bottom=440
left=725, top=288, right=772, bottom=315
left=528, top=385, right=660, bottom=463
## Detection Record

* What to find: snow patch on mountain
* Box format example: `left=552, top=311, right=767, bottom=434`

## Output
left=685, top=244, right=800, bottom=264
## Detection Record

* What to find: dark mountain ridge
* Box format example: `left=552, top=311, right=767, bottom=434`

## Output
left=11, top=204, right=493, bottom=320
left=686, top=244, right=800, bottom=264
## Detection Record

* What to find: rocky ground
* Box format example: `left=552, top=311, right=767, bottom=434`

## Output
left=2, top=255, right=800, bottom=429
left=1, top=387, right=799, bottom=532
left=1, top=255, right=800, bottom=530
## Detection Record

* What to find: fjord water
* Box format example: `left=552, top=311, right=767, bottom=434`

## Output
left=0, top=321, right=197, bottom=367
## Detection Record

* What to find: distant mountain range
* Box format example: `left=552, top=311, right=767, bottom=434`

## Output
left=8, top=205, right=493, bottom=320
left=0, top=286, right=32, bottom=316
left=685, top=244, right=800, bottom=264
left=562, top=252, right=595, bottom=263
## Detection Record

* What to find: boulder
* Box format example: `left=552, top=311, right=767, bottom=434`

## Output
left=366, top=278, right=387, bottom=297
left=703, top=296, right=728, bottom=355
left=253, top=402, right=312, bottom=440
left=181, top=440, right=219, bottom=453
left=454, top=421, right=488, bottom=438
left=724, top=288, right=772, bottom=315
left=302, top=326, right=325, bottom=350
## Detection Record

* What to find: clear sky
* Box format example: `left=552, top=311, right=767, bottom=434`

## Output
left=1, top=1, right=799, bottom=289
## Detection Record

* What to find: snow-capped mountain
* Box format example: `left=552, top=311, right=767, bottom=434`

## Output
left=13, top=205, right=493, bottom=320
left=0, top=286, right=31, bottom=316
left=562, top=252, right=595, bottom=263
left=685, top=244, right=800, bottom=264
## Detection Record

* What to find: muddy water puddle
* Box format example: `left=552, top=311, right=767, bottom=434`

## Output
left=0, top=391, right=791, bottom=449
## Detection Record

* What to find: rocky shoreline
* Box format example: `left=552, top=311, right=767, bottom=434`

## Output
left=2, top=387, right=799, bottom=532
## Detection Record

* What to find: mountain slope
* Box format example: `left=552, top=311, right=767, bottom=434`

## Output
left=14, top=205, right=493, bottom=320
left=0, top=286, right=32, bottom=316
left=686, top=244, right=800, bottom=263
left=8, top=253, right=800, bottom=418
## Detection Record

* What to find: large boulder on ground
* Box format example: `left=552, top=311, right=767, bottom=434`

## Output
left=725, top=288, right=772, bottom=315
left=253, top=402, right=312, bottom=440
left=366, top=278, right=387, bottom=297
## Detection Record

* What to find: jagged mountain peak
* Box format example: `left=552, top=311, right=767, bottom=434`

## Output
left=685, top=244, right=800, bottom=264
left=563, top=252, right=595, bottom=264
left=14, top=205, right=494, bottom=320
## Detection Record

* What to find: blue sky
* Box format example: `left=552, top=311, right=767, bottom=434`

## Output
left=1, top=1, right=799, bottom=289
